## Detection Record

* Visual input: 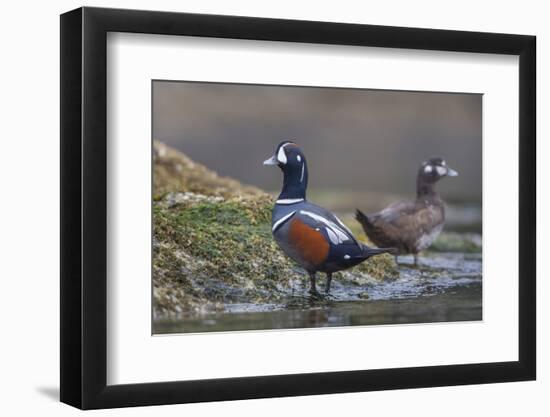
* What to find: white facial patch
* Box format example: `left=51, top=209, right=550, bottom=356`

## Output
left=436, top=166, right=447, bottom=176
left=344, top=254, right=351, bottom=260
left=441, top=160, right=446, bottom=166
left=297, top=155, right=301, bottom=162
left=277, top=145, right=287, bottom=164
left=424, top=165, right=433, bottom=173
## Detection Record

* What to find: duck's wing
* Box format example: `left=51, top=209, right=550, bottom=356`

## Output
left=375, top=200, right=417, bottom=223
left=295, top=205, right=359, bottom=247
left=282, top=208, right=379, bottom=271
left=373, top=200, right=444, bottom=240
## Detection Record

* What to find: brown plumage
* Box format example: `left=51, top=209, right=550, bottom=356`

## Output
left=288, top=217, right=330, bottom=268
left=355, top=157, right=458, bottom=265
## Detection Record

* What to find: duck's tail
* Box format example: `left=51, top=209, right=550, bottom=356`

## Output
left=355, top=209, right=396, bottom=257
left=355, top=209, right=374, bottom=230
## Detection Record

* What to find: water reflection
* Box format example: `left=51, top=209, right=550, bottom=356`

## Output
left=154, top=285, right=481, bottom=334
left=154, top=252, right=482, bottom=334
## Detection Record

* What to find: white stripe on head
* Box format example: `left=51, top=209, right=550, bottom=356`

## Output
left=300, top=163, right=305, bottom=182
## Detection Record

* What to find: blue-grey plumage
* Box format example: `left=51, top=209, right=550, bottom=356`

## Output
left=264, top=141, right=395, bottom=296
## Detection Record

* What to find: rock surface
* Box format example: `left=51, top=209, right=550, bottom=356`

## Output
left=152, top=142, right=398, bottom=319
left=431, top=232, right=482, bottom=253
left=153, top=141, right=263, bottom=199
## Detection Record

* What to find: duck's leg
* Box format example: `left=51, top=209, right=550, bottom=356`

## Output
left=394, top=255, right=399, bottom=264
left=308, top=272, right=320, bottom=296
left=413, top=254, right=418, bottom=266
left=325, top=272, right=333, bottom=294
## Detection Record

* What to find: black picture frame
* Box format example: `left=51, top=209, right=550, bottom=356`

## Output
left=60, top=6, right=536, bottom=410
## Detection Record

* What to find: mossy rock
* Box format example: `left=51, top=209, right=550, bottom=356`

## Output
left=430, top=232, right=482, bottom=253
left=153, top=192, right=398, bottom=318
left=153, top=141, right=264, bottom=199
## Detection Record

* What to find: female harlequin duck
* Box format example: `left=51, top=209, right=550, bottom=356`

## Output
left=263, top=141, right=394, bottom=296
left=355, top=157, right=458, bottom=265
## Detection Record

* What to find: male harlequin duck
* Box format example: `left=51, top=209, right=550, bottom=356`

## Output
left=263, top=141, right=394, bottom=296
left=355, top=157, right=458, bottom=265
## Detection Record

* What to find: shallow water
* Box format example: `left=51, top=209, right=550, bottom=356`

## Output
left=154, top=251, right=482, bottom=334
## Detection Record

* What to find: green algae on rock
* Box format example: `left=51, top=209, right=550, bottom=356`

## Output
left=154, top=193, right=294, bottom=318
left=152, top=142, right=399, bottom=319
left=153, top=191, right=398, bottom=318
left=430, top=232, right=482, bottom=253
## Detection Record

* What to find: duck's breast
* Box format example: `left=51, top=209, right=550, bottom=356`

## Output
left=272, top=212, right=330, bottom=271
left=415, top=222, right=444, bottom=252
left=410, top=201, right=445, bottom=252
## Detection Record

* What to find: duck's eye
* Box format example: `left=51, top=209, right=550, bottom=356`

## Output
left=424, top=165, right=433, bottom=173
left=297, top=155, right=301, bottom=162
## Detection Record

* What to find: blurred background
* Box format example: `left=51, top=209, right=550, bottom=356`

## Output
left=153, top=81, right=482, bottom=232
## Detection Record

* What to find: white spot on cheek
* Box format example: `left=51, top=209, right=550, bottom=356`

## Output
left=436, top=166, right=446, bottom=176
left=344, top=254, right=350, bottom=260
left=424, top=165, right=433, bottom=173
left=297, top=155, right=301, bottom=162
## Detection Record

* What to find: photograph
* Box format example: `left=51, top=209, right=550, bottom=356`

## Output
left=51, top=3, right=539, bottom=412
left=151, top=80, right=483, bottom=334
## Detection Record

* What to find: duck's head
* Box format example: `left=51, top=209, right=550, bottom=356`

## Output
left=263, top=141, right=305, bottom=168
left=263, top=141, right=308, bottom=200
left=417, top=157, right=458, bottom=196
left=419, top=157, right=458, bottom=183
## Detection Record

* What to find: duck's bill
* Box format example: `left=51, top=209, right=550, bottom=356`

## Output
left=446, top=167, right=459, bottom=177
left=263, top=155, right=278, bottom=166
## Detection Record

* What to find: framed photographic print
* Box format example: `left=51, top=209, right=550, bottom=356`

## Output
left=60, top=6, right=536, bottom=409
